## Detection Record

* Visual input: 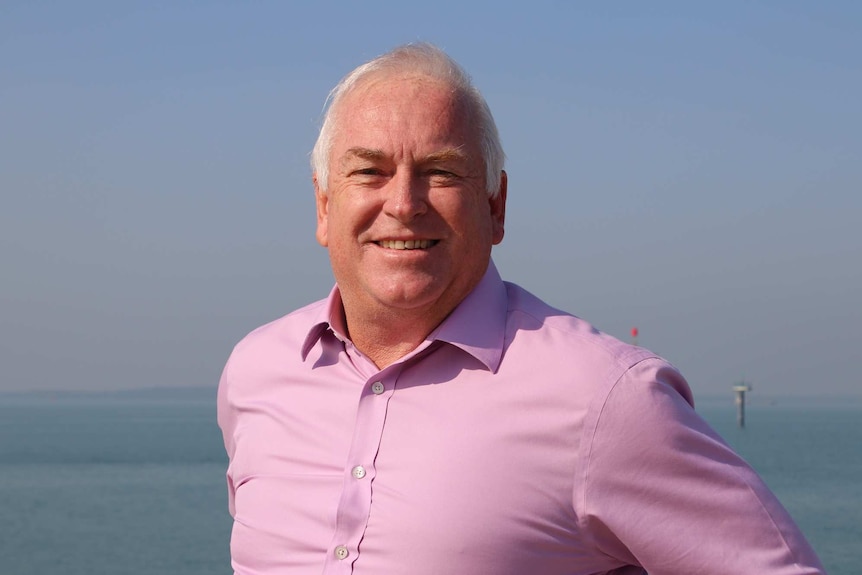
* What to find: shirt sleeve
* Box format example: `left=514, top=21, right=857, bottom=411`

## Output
left=578, top=357, right=826, bottom=575
left=217, top=353, right=237, bottom=518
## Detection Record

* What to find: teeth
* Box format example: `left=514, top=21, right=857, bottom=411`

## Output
left=379, top=239, right=436, bottom=250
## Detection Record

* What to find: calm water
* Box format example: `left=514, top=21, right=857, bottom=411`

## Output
left=0, top=394, right=858, bottom=574
left=0, top=396, right=231, bottom=575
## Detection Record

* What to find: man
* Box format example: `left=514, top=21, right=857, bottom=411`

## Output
left=218, top=43, right=825, bottom=574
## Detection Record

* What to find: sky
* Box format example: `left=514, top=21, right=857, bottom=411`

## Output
left=1, top=1, right=860, bottom=398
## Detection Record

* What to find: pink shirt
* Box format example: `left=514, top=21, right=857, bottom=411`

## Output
left=218, top=262, right=825, bottom=574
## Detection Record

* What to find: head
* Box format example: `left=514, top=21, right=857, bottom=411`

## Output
left=311, top=43, right=505, bottom=198
left=311, top=43, right=507, bottom=345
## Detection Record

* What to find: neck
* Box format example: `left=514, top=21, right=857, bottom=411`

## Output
left=340, top=301, right=453, bottom=369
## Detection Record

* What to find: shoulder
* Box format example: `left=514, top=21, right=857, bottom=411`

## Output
left=224, top=297, right=329, bottom=372
left=240, top=298, right=326, bottom=346
left=500, top=280, right=694, bottom=433
left=502, top=281, right=668, bottom=382
left=218, top=297, right=332, bottom=417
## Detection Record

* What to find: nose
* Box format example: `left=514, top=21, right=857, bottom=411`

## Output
left=383, top=171, right=427, bottom=222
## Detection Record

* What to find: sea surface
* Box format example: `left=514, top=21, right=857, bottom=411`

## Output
left=0, top=390, right=858, bottom=575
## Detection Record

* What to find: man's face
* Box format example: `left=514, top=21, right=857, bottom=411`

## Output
left=315, top=74, right=506, bottom=326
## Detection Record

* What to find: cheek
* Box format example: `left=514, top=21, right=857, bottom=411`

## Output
left=437, top=191, right=483, bottom=220
left=332, top=195, right=379, bottom=232
left=324, top=205, right=382, bottom=259
left=323, top=201, right=352, bottom=241
left=454, top=199, right=495, bottom=241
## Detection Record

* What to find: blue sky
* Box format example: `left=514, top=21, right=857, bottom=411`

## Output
left=2, top=1, right=860, bottom=398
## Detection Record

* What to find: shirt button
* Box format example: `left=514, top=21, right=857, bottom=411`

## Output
left=351, top=465, right=366, bottom=479
left=371, top=381, right=385, bottom=395
left=334, top=545, right=349, bottom=560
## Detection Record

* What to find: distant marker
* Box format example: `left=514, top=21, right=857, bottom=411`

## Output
left=631, top=327, right=639, bottom=346
left=733, top=380, right=753, bottom=428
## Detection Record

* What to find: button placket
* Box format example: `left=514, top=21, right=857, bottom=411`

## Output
left=324, top=369, right=402, bottom=572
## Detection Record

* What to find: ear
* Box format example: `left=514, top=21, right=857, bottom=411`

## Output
left=490, top=170, right=507, bottom=245
left=313, top=174, right=329, bottom=247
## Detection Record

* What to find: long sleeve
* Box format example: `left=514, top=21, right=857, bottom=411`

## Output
left=217, top=353, right=237, bottom=518
left=578, top=358, right=826, bottom=574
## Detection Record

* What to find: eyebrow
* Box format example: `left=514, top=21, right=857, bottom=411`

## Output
left=342, top=147, right=387, bottom=163
left=423, top=147, right=468, bottom=164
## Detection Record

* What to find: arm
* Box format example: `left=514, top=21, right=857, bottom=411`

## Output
left=578, top=358, right=825, bottom=574
left=216, top=355, right=237, bottom=518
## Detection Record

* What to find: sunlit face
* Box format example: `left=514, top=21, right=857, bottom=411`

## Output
left=314, top=74, right=506, bottom=327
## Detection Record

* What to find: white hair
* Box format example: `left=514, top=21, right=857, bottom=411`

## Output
left=311, top=43, right=506, bottom=197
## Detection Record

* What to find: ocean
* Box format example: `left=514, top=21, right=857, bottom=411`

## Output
left=1, top=391, right=858, bottom=574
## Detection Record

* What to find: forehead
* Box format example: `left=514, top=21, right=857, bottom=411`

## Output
left=330, top=74, right=479, bottom=157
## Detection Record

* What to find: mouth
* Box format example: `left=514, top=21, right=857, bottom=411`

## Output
left=376, top=239, right=439, bottom=250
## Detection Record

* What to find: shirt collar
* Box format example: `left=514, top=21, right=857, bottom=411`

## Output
left=425, top=261, right=506, bottom=372
left=301, top=260, right=508, bottom=373
left=300, top=285, right=347, bottom=359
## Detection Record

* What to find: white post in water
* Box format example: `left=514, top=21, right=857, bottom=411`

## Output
left=733, top=381, right=753, bottom=428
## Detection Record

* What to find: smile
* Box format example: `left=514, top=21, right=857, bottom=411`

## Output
left=376, top=239, right=438, bottom=250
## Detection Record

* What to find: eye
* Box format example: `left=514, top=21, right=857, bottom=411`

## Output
left=426, top=169, right=459, bottom=182
left=346, top=166, right=389, bottom=188
left=352, top=167, right=384, bottom=176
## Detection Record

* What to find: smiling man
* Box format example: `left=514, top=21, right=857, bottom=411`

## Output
left=217, top=44, right=824, bottom=575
